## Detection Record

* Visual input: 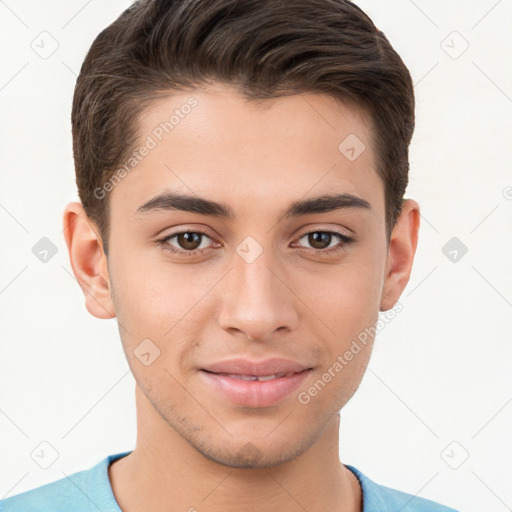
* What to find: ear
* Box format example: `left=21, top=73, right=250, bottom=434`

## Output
left=62, top=202, right=115, bottom=319
left=380, top=199, right=420, bottom=311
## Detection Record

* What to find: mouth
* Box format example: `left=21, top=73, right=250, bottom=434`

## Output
left=204, top=371, right=301, bottom=382
left=198, top=358, right=314, bottom=407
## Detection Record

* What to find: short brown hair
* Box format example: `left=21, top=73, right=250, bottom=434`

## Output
left=72, top=0, right=415, bottom=255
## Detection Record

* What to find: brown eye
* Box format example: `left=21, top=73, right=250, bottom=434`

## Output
left=293, top=230, right=354, bottom=256
left=157, top=229, right=215, bottom=256
left=175, top=232, right=203, bottom=250
left=307, top=232, right=332, bottom=250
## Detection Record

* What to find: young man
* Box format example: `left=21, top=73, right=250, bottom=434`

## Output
left=1, top=1, right=460, bottom=511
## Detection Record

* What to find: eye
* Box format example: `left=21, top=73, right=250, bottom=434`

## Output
left=292, top=230, right=354, bottom=255
left=155, top=228, right=354, bottom=259
left=156, top=229, right=217, bottom=257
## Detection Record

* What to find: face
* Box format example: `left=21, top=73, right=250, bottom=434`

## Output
left=68, top=83, right=417, bottom=468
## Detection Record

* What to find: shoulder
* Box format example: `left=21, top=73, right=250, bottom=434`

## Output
left=346, top=465, right=461, bottom=512
left=0, top=451, right=131, bottom=512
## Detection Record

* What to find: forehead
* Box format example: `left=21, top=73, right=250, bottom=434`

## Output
left=108, top=83, right=383, bottom=221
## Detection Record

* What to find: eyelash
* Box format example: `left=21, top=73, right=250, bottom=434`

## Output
left=155, top=229, right=354, bottom=258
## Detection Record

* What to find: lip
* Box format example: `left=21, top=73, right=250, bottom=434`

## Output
left=199, top=358, right=313, bottom=408
left=202, top=357, right=311, bottom=376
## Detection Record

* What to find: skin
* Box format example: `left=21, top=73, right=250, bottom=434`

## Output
left=63, top=82, right=419, bottom=512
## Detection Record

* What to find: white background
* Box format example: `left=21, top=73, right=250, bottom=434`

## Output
left=0, top=1, right=511, bottom=511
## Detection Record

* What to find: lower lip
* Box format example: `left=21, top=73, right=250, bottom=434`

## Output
left=199, top=369, right=312, bottom=408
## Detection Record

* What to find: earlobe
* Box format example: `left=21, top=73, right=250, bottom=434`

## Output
left=62, top=202, right=116, bottom=319
left=379, top=199, right=420, bottom=312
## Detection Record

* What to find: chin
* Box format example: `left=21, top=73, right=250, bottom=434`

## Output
left=185, top=427, right=317, bottom=469
left=197, top=441, right=303, bottom=469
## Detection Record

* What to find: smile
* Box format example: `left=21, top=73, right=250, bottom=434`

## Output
left=215, top=372, right=296, bottom=381
left=199, top=367, right=312, bottom=408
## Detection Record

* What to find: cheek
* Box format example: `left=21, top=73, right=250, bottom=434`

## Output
left=302, top=258, right=383, bottom=342
left=297, top=339, right=373, bottom=415
left=109, top=256, right=214, bottom=361
left=110, top=251, right=193, bottom=325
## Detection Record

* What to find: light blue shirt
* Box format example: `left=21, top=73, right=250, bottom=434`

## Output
left=1, top=451, right=460, bottom=511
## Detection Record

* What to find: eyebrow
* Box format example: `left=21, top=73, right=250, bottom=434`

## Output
left=136, top=190, right=371, bottom=219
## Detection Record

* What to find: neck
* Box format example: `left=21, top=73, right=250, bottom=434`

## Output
left=109, top=384, right=362, bottom=512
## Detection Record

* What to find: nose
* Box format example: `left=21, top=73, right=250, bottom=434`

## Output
left=217, top=246, right=299, bottom=342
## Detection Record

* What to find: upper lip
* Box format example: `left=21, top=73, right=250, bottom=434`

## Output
left=202, top=358, right=312, bottom=376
